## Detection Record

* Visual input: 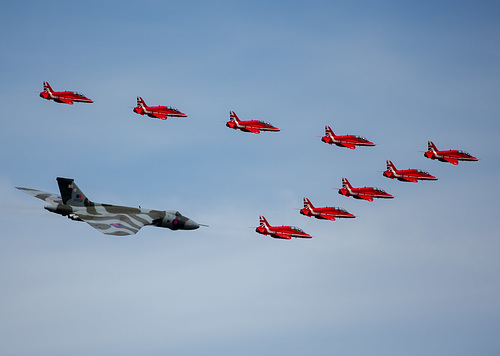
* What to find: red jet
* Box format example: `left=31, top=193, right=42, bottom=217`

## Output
left=338, top=178, right=394, bottom=202
left=133, top=97, right=187, bottom=120
left=300, top=198, right=355, bottom=221
left=256, top=216, right=311, bottom=239
left=424, top=141, right=478, bottom=165
left=39, top=81, right=93, bottom=105
left=226, top=111, right=280, bottom=134
left=383, top=160, right=437, bottom=183
left=321, top=125, right=375, bottom=149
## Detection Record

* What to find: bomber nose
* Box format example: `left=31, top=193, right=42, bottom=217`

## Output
left=184, top=219, right=199, bottom=230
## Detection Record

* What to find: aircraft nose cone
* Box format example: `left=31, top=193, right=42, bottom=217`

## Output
left=184, top=219, right=199, bottom=230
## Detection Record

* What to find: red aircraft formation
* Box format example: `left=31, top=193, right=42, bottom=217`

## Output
left=424, top=141, right=478, bottom=165
left=383, top=160, right=437, bottom=183
left=133, top=96, right=187, bottom=120
left=321, top=125, right=375, bottom=149
left=38, top=81, right=479, bottom=241
left=256, top=216, right=311, bottom=239
left=39, top=81, right=93, bottom=105
left=300, top=198, right=355, bottom=221
left=226, top=111, right=280, bottom=134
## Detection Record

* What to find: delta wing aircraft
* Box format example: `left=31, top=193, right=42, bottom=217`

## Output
left=321, top=125, right=375, bottom=149
left=338, top=178, right=394, bottom=202
left=383, top=160, right=437, bottom=183
left=133, top=96, right=187, bottom=120
left=255, top=216, right=311, bottom=239
left=300, top=198, right=355, bottom=221
left=39, top=81, right=93, bottom=105
left=226, top=111, right=280, bottom=134
left=424, top=141, right=478, bottom=165
left=16, top=178, right=200, bottom=236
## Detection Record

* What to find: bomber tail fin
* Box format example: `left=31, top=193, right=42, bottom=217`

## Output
left=229, top=111, right=240, bottom=122
left=43, top=81, right=53, bottom=93
left=56, top=177, right=91, bottom=207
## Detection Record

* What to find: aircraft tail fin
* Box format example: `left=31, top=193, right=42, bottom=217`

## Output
left=386, top=160, right=397, bottom=172
left=229, top=111, right=240, bottom=122
left=137, top=96, right=147, bottom=108
left=303, top=197, right=314, bottom=209
left=342, top=177, right=353, bottom=190
left=43, top=81, right=53, bottom=93
left=56, top=177, right=90, bottom=207
left=325, top=125, right=335, bottom=137
left=259, top=215, right=270, bottom=227
left=428, top=141, right=438, bottom=152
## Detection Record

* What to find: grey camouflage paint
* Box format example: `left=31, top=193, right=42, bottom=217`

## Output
left=16, top=178, right=200, bottom=236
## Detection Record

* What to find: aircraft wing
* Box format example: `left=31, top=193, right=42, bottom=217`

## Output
left=358, top=195, right=374, bottom=202
left=338, top=142, right=356, bottom=149
left=58, top=98, right=74, bottom=105
left=74, top=213, right=154, bottom=236
left=16, top=187, right=62, bottom=205
left=243, top=127, right=261, bottom=134
left=271, top=232, right=292, bottom=239
left=319, top=214, right=336, bottom=221
left=401, top=177, right=418, bottom=183
left=151, top=113, right=168, bottom=120
left=443, top=157, right=459, bottom=165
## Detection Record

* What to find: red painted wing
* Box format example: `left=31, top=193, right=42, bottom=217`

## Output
left=152, top=113, right=168, bottom=120
left=339, top=142, right=356, bottom=149
left=272, top=232, right=292, bottom=239
left=443, top=157, right=459, bottom=165
left=402, top=177, right=418, bottom=183
left=59, top=98, right=74, bottom=105
left=245, top=127, right=261, bottom=134
left=358, top=195, right=374, bottom=202
left=319, top=214, right=336, bottom=221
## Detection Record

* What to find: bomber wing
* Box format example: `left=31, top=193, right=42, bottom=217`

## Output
left=16, top=187, right=62, bottom=205
left=74, top=212, right=156, bottom=236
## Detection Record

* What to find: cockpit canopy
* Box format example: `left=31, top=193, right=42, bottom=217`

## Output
left=167, top=106, right=180, bottom=112
left=290, top=226, right=304, bottom=233
left=458, top=150, right=471, bottom=156
left=258, top=120, right=272, bottom=126
left=72, top=91, right=86, bottom=97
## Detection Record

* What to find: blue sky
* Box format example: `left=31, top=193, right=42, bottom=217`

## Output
left=1, top=1, right=499, bottom=355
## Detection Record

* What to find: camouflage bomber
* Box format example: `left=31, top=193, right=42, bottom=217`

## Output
left=16, top=177, right=200, bottom=236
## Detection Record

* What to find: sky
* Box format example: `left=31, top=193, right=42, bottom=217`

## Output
left=1, top=1, right=499, bottom=355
